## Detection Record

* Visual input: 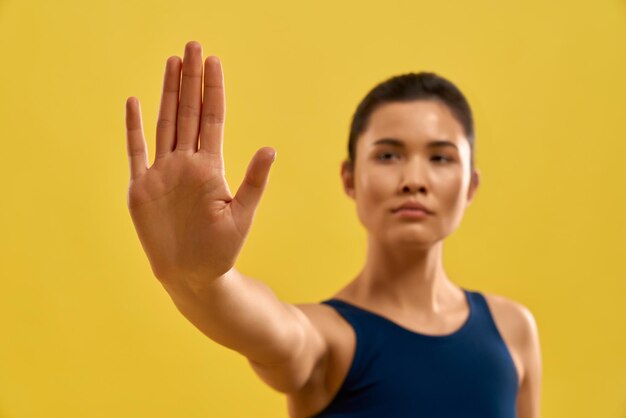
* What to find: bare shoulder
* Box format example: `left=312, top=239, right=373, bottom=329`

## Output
left=482, top=292, right=540, bottom=341
left=482, top=292, right=543, bottom=417
left=482, top=292, right=542, bottom=387
left=284, top=301, right=356, bottom=418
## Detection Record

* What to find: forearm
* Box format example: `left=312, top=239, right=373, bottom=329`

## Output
left=160, top=268, right=303, bottom=365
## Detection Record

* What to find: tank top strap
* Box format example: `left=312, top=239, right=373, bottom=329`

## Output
left=320, top=298, right=390, bottom=343
left=319, top=298, right=389, bottom=389
left=464, top=289, right=508, bottom=341
left=464, top=289, right=521, bottom=392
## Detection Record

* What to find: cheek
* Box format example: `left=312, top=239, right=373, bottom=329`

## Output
left=434, top=172, right=468, bottom=212
left=356, top=170, right=393, bottom=203
left=353, top=171, right=396, bottom=226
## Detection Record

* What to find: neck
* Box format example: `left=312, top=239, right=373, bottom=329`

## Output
left=344, top=236, right=462, bottom=315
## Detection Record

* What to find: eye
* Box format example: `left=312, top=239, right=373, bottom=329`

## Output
left=431, top=154, right=452, bottom=163
left=376, top=152, right=399, bottom=161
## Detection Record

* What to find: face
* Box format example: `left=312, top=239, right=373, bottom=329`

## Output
left=341, top=99, right=480, bottom=247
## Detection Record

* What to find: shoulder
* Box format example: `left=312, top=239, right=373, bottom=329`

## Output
left=482, top=291, right=540, bottom=344
left=293, top=301, right=354, bottom=342
left=481, top=291, right=543, bottom=396
left=291, top=301, right=356, bottom=374
left=284, top=302, right=356, bottom=417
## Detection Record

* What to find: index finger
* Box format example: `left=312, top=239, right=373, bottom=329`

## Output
left=125, top=97, right=149, bottom=180
left=198, top=55, right=225, bottom=158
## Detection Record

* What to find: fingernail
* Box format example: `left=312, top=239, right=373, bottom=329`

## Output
left=271, top=151, right=277, bottom=162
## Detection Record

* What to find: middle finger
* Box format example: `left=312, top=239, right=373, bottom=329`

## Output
left=176, top=41, right=203, bottom=152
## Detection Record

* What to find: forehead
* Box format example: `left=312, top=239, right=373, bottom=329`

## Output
left=359, top=100, right=467, bottom=150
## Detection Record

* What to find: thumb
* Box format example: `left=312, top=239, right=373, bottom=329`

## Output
left=232, top=147, right=276, bottom=219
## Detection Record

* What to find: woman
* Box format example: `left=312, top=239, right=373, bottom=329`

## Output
left=125, top=41, right=542, bottom=418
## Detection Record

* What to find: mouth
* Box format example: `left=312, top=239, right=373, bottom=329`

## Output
left=392, top=208, right=430, bottom=218
left=391, top=201, right=433, bottom=214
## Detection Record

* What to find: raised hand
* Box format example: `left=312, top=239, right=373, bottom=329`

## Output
left=125, top=41, right=276, bottom=291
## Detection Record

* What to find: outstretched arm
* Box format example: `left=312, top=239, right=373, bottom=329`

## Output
left=124, top=42, right=324, bottom=392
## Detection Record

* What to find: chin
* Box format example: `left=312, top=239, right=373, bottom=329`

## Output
left=384, top=231, right=439, bottom=249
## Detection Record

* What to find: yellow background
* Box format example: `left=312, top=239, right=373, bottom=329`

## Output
left=1, top=0, right=625, bottom=416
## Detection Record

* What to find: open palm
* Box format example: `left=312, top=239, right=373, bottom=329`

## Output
left=125, top=41, right=276, bottom=289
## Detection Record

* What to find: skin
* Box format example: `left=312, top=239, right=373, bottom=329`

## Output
left=287, top=100, right=542, bottom=417
left=285, top=101, right=542, bottom=417
left=125, top=41, right=275, bottom=289
left=337, top=99, right=480, bottom=318
left=125, top=40, right=542, bottom=418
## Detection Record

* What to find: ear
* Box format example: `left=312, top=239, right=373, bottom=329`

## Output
left=466, top=167, right=480, bottom=206
left=341, top=160, right=356, bottom=200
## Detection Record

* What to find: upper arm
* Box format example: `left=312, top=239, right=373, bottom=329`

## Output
left=515, top=303, right=543, bottom=418
left=247, top=302, right=330, bottom=394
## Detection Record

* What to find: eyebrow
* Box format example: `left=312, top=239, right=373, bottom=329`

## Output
left=372, top=138, right=458, bottom=150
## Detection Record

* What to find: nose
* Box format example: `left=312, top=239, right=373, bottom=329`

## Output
left=399, top=158, right=428, bottom=194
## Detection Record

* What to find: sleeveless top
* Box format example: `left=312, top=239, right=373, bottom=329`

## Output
left=311, top=288, right=519, bottom=418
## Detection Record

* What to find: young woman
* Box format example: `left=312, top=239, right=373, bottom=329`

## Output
left=125, top=41, right=542, bottom=418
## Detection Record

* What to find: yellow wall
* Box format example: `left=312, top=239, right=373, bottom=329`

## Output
left=1, top=0, right=625, bottom=416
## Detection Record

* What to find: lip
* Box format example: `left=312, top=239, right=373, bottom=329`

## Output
left=393, top=208, right=430, bottom=219
left=391, top=201, right=433, bottom=214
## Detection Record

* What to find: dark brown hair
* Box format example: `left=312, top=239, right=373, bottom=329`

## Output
left=347, top=72, right=475, bottom=171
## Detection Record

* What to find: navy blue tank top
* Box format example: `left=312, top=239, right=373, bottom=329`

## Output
left=311, top=288, right=519, bottom=417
